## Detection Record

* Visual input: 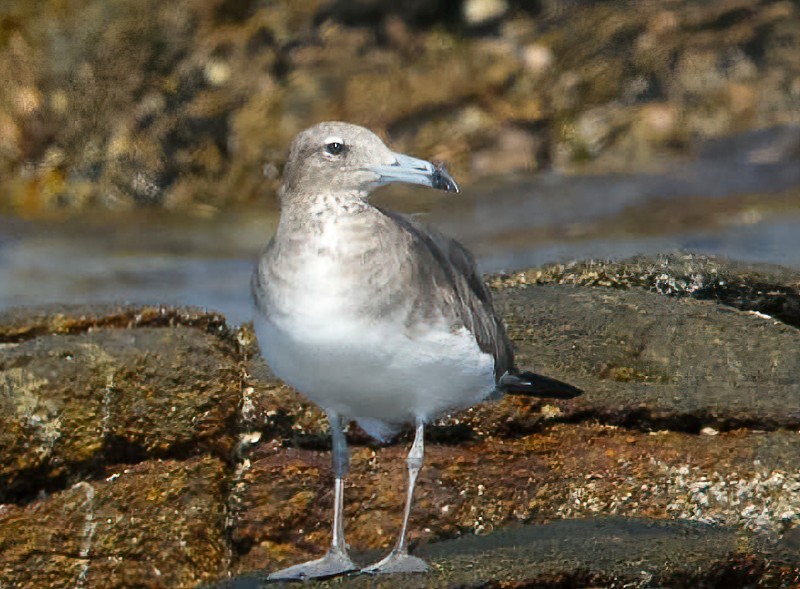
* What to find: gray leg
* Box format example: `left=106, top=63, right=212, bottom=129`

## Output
left=362, top=419, right=429, bottom=574
left=267, top=411, right=357, bottom=581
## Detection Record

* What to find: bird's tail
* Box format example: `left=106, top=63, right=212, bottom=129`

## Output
left=498, top=369, right=583, bottom=399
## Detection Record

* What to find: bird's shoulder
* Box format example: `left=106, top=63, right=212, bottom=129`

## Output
left=376, top=207, right=514, bottom=378
left=377, top=208, right=484, bottom=295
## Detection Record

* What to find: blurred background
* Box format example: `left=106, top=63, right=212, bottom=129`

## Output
left=1, top=0, right=799, bottom=324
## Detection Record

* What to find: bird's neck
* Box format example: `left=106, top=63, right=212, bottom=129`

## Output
left=277, top=190, right=373, bottom=235
left=265, top=194, right=389, bottom=302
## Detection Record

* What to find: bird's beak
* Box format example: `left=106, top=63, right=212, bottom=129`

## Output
left=369, top=153, right=460, bottom=193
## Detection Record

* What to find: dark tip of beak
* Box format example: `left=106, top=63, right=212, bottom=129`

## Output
left=432, top=163, right=460, bottom=194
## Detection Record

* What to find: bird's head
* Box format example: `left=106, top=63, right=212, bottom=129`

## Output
left=279, top=121, right=459, bottom=205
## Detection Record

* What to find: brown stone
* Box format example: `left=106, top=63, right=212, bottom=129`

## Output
left=0, top=456, right=229, bottom=589
left=3, top=0, right=798, bottom=212
left=226, top=424, right=800, bottom=583
left=0, top=305, right=244, bottom=502
left=3, top=260, right=800, bottom=588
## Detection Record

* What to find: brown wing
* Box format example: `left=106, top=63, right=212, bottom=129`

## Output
left=377, top=208, right=514, bottom=380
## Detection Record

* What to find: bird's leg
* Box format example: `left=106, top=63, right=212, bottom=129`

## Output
left=362, top=419, right=428, bottom=574
left=267, top=411, right=358, bottom=581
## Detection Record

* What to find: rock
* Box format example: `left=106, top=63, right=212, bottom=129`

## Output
left=520, top=43, right=553, bottom=76
left=2, top=259, right=800, bottom=587
left=320, top=0, right=456, bottom=28
left=502, top=284, right=800, bottom=431
left=340, top=37, right=520, bottom=128
left=222, top=255, right=800, bottom=583
left=214, top=517, right=800, bottom=588
left=633, top=102, right=681, bottom=142
left=557, top=102, right=633, bottom=165
left=225, top=424, right=800, bottom=578
left=0, top=456, right=229, bottom=588
left=483, top=256, right=800, bottom=434
left=470, top=126, right=544, bottom=175
left=462, top=0, right=508, bottom=27
left=0, top=304, right=239, bottom=342
left=2, top=0, right=800, bottom=212
left=0, top=304, right=244, bottom=502
left=492, top=254, right=800, bottom=329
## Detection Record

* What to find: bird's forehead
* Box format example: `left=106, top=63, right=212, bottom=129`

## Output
left=288, top=122, right=397, bottom=168
left=302, top=122, right=383, bottom=147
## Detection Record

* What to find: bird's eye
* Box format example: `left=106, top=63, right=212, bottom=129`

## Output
left=325, top=141, right=345, bottom=156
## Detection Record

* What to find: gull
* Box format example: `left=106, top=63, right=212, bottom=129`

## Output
left=252, top=122, right=582, bottom=580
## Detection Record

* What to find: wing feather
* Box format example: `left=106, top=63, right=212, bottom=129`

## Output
left=377, top=208, right=514, bottom=380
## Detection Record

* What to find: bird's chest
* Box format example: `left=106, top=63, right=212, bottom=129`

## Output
left=255, top=219, right=398, bottom=388
left=263, top=217, right=398, bottom=334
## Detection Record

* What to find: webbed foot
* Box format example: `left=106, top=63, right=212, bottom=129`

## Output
left=267, top=549, right=357, bottom=581
left=361, top=549, right=428, bottom=575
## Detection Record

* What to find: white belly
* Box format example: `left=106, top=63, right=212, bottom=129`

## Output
left=254, top=307, right=495, bottom=440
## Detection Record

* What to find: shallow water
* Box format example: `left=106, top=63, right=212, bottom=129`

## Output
left=1, top=126, right=799, bottom=326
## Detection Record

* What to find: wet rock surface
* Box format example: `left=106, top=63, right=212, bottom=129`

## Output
left=491, top=254, right=800, bottom=329
left=1, top=257, right=799, bottom=587
left=0, top=305, right=245, bottom=503
left=221, top=424, right=800, bottom=584
left=1, top=456, right=229, bottom=588
left=0, top=304, right=240, bottom=344
left=1, top=0, right=799, bottom=213
left=505, top=284, right=800, bottom=432
left=216, top=518, right=792, bottom=588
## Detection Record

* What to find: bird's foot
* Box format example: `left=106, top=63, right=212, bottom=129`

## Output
left=267, top=548, right=357, bottom=581
left=361, top=549, right=428, bottom=575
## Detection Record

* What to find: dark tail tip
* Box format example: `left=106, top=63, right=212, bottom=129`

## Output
left=499, top=370, right=583, bottom=399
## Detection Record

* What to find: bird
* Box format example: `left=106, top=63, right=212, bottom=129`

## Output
left=251, top=122, right=582, bottom=580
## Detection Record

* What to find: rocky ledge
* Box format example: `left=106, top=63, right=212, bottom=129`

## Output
left=1, top=255, right=799, bottom=588
left=1, top=0, right=799, bottom=213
